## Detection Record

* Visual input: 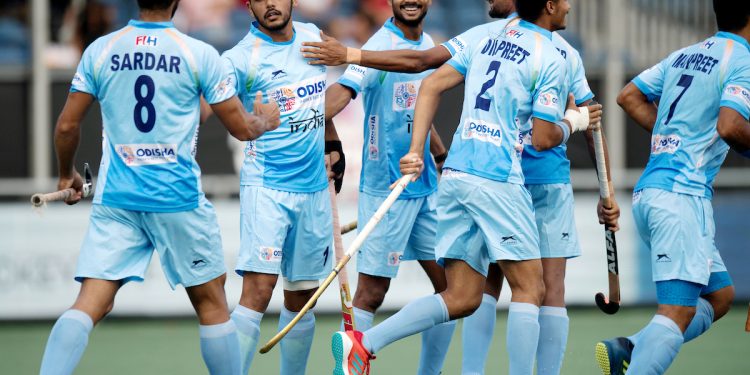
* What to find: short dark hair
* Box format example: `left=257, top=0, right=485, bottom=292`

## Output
left=137, top=0, right=175, bottom=11
left=515, top=0, right=551, bottom=22
left=713, top=0, right=750, bottom=32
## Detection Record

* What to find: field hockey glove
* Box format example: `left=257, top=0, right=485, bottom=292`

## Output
left=326, top=140, right=346, bottom=193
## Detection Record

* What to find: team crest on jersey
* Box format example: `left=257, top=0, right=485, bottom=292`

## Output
left=462, top=118, right=503, bottom=146
left=135, top=35, right=158, bottom=47
left=651, top=134, right=682, bottom=155
left=259, top=247, right=282, bottom=262
left=387, top=252, right=403, bottom=266
left=268, top=75, right=326, bottom=113
left=368, top=115, right=379, bottom=160
left=505, top=29, right=523, bottom=39
left=270, top=88, right=297, bottom=112
left=393, top=81, right=420, bottom=111
left=537, top=91, right=559, bottom=108
left=725, top=85, right=750, bottom=108
left=116, top=144, right=178, bottom=166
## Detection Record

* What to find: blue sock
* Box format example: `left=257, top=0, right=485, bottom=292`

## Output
left=40, top=309, right=93, bottom=375
left=199, top=320, right=242, bottom=375
left=461, top=294, right=497, bottom=375
left=627, top=315, right=684, bottom=374
left=279, top=306, right=315, bottom=375
left=417, top=320, right=457, bottom=375
left=536, top=306, right=569, bottom=375
left=506, top=302, right=540, bottom=375
left=231, top=305, right=262, bottom=375
left=683, top=298, right=714, bottom=343
left=346, top=307, right=374, bottom=332
left=363, top=294, right=449, bottom=354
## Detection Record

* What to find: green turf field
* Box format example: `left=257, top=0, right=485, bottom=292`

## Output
left=2, top=306, right=747, bottom=374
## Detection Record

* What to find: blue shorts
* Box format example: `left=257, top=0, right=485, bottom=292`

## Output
left=632, top=188, right=727, bottom=286
left=435, top=170, right=540, bottom=276
left=357, top=191, right=437, bottom=278
left=76, top=196, right=226, bottom=289
left=526, top=183, right=581, bottom=259
left=236, top=186, right=332, bottom=282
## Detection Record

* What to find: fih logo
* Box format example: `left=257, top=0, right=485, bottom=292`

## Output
left=394, top=82, right=419, bottom=110
left=387, top=252, right=403, bottom=266
left=259, top=247, right=282, bottom=262
left=505, top=29, right=523, bottom=39
left=135, top=35, right=158, bottom=47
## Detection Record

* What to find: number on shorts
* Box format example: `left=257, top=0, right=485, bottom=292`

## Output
left=134, top=75, right=156, bottom=133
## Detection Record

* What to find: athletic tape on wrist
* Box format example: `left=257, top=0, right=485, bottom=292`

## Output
left=346, top=48, right=362, bottom=65
left=564, top=106, right=590, bottom=133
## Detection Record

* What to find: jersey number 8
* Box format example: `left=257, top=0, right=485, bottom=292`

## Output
left=134, top=75, right=156, bottom=133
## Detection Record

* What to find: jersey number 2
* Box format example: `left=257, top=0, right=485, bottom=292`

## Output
left=134, top=75, right=156, bottom=133
left=475, top=60, right=501, bottom=111
left=664, top=74, right=694, bottom=125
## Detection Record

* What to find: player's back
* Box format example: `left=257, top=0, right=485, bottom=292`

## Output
left=634, top=32, right=750, bottom=198
left=71, top=20, right=233, bottom=212
left=444, top=19, right=568, bottom=184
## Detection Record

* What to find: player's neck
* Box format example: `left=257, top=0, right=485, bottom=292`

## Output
left=732, top=24, right=750, bottom=45
left=533, top=17, right=559, bottom=33
left=392, top=18, right=423, bottom=42
left=139, top=10, right=173, bottom=23
left=257, top=23, right=295, bottom=43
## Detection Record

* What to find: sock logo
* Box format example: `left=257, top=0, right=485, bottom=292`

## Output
left=656, top=253, right=672, bottom=263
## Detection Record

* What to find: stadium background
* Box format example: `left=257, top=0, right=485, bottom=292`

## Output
left=0, top=0, right=748, bottom=373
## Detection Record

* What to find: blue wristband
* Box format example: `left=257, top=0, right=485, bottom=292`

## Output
left=554, top=120, right=571, bottom=144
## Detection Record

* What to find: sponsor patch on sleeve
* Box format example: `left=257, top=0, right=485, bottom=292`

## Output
left=536, top=91, right=560, bottom=108
left=445, top=36, right=467, bottom=54
left=724, top=84, right=750, bottom=108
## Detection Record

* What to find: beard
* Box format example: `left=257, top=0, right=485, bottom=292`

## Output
left=393, top=8, right=428, bottom=27
left=254, top=9, right=292, bottom=31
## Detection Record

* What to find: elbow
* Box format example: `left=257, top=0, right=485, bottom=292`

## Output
left=55, top=118, right=80, bottom=139
left=716, top=120, right=733, bottom=140
left=616, top=90, right=629, bottom=110
left=532, top=136, right=558, bottom=151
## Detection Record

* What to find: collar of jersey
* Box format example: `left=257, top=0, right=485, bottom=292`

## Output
left=250, top=21, right=296, bottom=45
left=715, top=31, right=750, bottom=52
left=518, top=20, right=553, bottom=40
left=128, top=20, right=175, bottom=29
left=384, top=18, right=423, bottom=45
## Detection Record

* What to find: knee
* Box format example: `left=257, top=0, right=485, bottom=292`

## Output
left=542, top=280, right=564, bottom=306
left=240, top=276, right=277, bottom=312
left=707, top=285, right=735, bottom=321
left=443, top=290, right=483, bottom=319
left=354, top=285, right=388, bottom=312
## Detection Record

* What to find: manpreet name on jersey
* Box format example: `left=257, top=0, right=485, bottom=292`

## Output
left=670, top=52, right=720, bottom=75
left=110, top=52, right=182, bottom=74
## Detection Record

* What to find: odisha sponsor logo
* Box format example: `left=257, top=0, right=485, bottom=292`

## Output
left=450, top=37, right=466, bottom=51
left=394, top=82, right=418, bottom=110
left=538, top=92, right=558, bottom=107
left=296, top=81, right=326, bottom=98
left=271, top=88, right=296, bottom=112
left=368, top=115, right=378, bottom=160
left=259, top=247, right=282, bottom=262
left=651, top=134, right=681, bottom=154
left=466, top=122, right=502, bottom=138
left=387, top=252, right=403, bottom=266
left=349, top=66, right=366, bottom=76
left=135, top=147, right=176, bottom=157
left=118, top=145, right=136, bottom=164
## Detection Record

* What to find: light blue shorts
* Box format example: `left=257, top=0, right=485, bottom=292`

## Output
left=526, top=183, right=581, bottom=259
left=357, top=191, right=437, bottom=278
left=632, top=188, right=727, bottom=285
left=435, top=170, right=541, bottom=276
left=236, top=186, right=332, bottom=282
left=76, top=196, right=226, bottom=289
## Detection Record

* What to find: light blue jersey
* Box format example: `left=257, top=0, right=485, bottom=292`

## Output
left=338, top=19, right=437, bottom=199
left=70, top=20, right=235, bottom=212
left=443, top=19, right=568, bottom=183
left=222, top=22, right=328, bottom=193
left=633, top=32, right=750, bottom=198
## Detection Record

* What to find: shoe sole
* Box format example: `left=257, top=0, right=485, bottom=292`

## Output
left=332, top=332, right=353, bottom=375
left=595, top=342, right=612, bottom=375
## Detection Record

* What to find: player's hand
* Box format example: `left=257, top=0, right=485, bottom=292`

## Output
left=394, top=152, right=423, bottom=187
left=586, top=102, right=603, bottom=128
left=253, top=91, right=281, bottom=132
left=598, top=196, right=621, bottom=232
left=301, top=31, right=348, bottom=66
left=57, top=170, right=84, bottom=205
left=325, top=140, right=346, bottom=193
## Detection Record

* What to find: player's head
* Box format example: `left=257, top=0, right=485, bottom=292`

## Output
left=389, top=0, right=431, bottom=27
left=488, top=0, right=516, bottom=19
left=247, top=0, right=297, bottom=32
left=516, top=0, right=570, bottom=31
left=137, top=0, right=180, bottom=17
left=713, top=0, right=750, bottom=33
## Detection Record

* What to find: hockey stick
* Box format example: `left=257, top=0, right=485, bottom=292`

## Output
left=328, top=180, right=356, bottom=332
left=259, top=173, right=414, bottom=354
left=31, top=163, right=94, bottom=207
left=592, top=121, right=621, bottom=315
left=340, top=220, right=358, bottom=235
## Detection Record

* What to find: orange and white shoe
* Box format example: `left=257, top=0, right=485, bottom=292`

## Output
left=331, top=330, right=374, bottom=375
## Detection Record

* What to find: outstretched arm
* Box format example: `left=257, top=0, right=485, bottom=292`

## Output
left=399, top=65, right=465, bottom=179
left=325, top=83, right=356, bottom=121
left=302, top=32, right=452, bottom=73
left=55, top=91, right=95, bottom=204
left=212, top=93, right=280, bottom=141
left=717, top=107, right=750, bottom=157
left=617, top=82, right=658, bottom=133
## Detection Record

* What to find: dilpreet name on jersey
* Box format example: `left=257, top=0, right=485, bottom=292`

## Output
left=111, top=53, right=182, bottom=74
left=480, top=37, right=531, bottom=64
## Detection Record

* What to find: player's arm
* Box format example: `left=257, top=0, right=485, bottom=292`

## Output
left=429, top=125, right=447, bottom=171
left=399, top=65, right=464, bottom=180
left=717, top=107, right=750, bottom=157
left=617, top=82, right=658, bottom=133
left=200, top=96, right=213, bottom=124
left=212, top=93, right=280, bottom=141
left=325, top=83, right=356, bottom=121
left=55, top=91, right=95, bottom=204
left=532, top=94, right=602, bottom=151
left=302, top=32, right=451, bottom=73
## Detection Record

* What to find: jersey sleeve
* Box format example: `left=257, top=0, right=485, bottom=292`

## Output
left=445, top=37, right=475, bottom=76
left=441, top=29, right=472, bottom=57
left=337, top=35, right=382, bottom=98
left=720, top=63, right=750, bottom=120
left=632, top=57, right=669, bottom=102
left=569, top=50, right=594, bottom=105
left=70, top=43, right=100, bottom=97
left=532, top=55, right=566, bottom=123
left=221, top=51, right=246, bottom=101
left=198, top=46, right=236, bottom=105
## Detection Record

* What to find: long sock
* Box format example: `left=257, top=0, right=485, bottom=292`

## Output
left=506, top=302, right=540, bottom=375
left=346, top=307, right=375, bottom=332
left=683, top=298, right=714, bottom=343
left=363, top=294, right=449, bottom=354
left=627, top=315, right=684, bottom=374
left=629, top=298, right=715, bottom=346
left=417, top=320, right=457, bottom=375
left=199, top=320, right=242, bottom=375
left=40, top=309, right=94, bottom=375
left=231, top=305, right=262, bottom=375
left=536, top=306, right=569, bottom=375
left=461, top=294, right=497, bottom=375
left=279, top=306, right=315, bottom=375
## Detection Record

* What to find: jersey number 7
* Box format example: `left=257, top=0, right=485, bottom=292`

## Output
left=664, top=74, right=694, bottom=125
